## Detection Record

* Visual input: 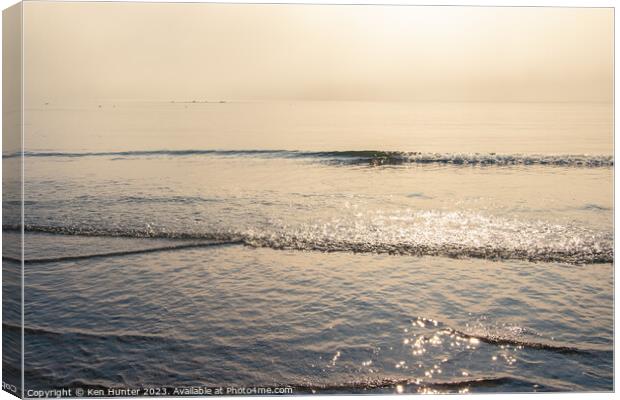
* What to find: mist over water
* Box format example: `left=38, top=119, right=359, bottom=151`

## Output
left=5, top=101, right=613, bottom=392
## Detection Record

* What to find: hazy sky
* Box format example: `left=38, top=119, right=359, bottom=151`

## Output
left=24, top=2, right=613, bottom=103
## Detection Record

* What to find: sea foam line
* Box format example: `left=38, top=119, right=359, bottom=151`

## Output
left=3, top=223, right=613, bottom=265
left=288, top=376, right=557, bottom=393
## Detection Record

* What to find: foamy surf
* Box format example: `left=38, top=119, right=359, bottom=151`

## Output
left=6, top=210, right=613, bottom=265
left=3, top=149, right=614, bottom=167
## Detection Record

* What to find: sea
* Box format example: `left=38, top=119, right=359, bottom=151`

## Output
left=2, top=100, right=614, bottom=393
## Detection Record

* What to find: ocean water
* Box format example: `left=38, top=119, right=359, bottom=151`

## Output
left=2, top=101, right=614, bottom=393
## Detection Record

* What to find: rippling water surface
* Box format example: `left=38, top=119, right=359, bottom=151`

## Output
left=2, top=101, right=613, bottom=393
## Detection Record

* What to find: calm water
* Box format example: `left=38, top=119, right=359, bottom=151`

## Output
left=2, top=101, right=614, bottom=393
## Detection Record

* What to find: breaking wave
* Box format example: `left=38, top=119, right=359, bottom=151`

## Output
left=3, top=149, right=613, bottom=167
left=5, top=213, right=613, bottom=264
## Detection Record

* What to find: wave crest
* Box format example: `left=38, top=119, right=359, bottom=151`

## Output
left=6, top=212, right=613, bottom=265
left=3, top=149, right=613, bottom=167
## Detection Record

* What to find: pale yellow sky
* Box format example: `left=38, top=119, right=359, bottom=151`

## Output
left=23, top=2, right=613, bottom=103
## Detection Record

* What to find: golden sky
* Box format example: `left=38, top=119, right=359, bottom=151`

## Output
left=23, top=2, right=613, bottom=103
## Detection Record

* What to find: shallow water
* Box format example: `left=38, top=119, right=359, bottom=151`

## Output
left=3, top=101, right=614, bottom=393
left=4, top=239, right=613, bottom=393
